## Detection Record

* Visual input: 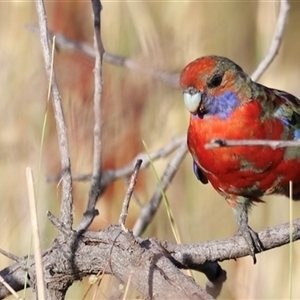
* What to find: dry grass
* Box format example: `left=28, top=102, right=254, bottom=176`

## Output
left=1, top=1, right=300, bottom=299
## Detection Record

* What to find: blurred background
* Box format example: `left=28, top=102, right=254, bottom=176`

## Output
left=0, top=1, right=300, bottom=299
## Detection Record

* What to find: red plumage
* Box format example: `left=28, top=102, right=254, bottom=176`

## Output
left=180, top=56, right=300, bottom=262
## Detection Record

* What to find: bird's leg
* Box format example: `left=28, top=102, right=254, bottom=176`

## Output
left=230, top=200, right=263, bottom=264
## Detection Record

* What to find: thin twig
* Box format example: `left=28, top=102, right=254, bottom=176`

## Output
left=133, top=143, right=187, bottom=237
left=0, top=249, right=21, bottom=263
left=122, top=178, right=143, bottom=208
left=46, top=211, right=72, bottom=236
left=48, top=135, right=186, bottom=185
left=205, top=138, right=300, bottom=150
left=251, top=0, right=290, bottom=81
left=35, top=0, right=73, bottom=229
left=26, top=25, right=179, bottom=88
left=119, top=160, right=143, bottom=230
left=76, top=0, right=105, bottom=232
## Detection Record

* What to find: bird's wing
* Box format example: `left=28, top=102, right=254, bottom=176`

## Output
left=267, top=87, right=300, bottom=135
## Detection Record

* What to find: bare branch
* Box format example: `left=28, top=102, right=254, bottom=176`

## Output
left=251, top=0, right=290, bottom=81
left=28, top=0, right=291, bottom=91
left=1, top=218, right=299, bottom=299
left=0, top=226, right=215, bottom=300
left=35, top=0, right=73, bottom=229
left=26, top=25, right=179, bottom=88
left=205, top=138, right=300, bottom=150
left=76, top=0, right=105, bottom=232
left=133, top=143, right=187, bottom=237
left=29, top=0, right=290, bottom=90
left=165, top=217, right=300, bottom=264
left=0, top=249, right=21, bottom=263
left=46, top=211, right=72, bottom=236
left=48, top=135, right=186, bottom=189
left=119, top=160, right=142, bottom=229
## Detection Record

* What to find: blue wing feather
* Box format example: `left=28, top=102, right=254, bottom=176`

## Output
left=263, top=86, right=300, bottom=139
left=193, top=161, right=208, bottom=184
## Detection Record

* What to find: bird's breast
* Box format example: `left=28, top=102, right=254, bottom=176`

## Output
left=188, top=101, right=300, bottom=196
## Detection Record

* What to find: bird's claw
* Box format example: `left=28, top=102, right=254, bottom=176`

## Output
left=235, top=225, right=263, bottom=264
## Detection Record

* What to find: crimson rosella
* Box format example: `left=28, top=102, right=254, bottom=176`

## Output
left=180, top=55, right=300, bottom=263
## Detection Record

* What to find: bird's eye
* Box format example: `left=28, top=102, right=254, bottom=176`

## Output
left=207, top=74, right=223, bottom=88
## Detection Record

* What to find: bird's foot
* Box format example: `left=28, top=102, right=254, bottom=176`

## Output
left=235, top=225, right=263, bottom=264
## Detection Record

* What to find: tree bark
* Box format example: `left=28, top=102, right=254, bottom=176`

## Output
left=0, top=225, right=213, bottom=300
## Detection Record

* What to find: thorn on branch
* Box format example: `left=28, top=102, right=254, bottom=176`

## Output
left=47, top=211, right=73, bottom=236
left=0, top=248, right=21, bottom=263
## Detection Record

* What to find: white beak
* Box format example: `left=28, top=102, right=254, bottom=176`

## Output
left=183, top=91, right=201, bottom=114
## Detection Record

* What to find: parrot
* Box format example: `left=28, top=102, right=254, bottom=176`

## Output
left=180, top=55, right=300, bottom=263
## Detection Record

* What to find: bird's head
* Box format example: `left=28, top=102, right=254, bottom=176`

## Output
left=180, top=56, right=253, bottom=119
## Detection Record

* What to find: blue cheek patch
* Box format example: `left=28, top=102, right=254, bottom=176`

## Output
left=206, top=91, right=239, bottom=119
